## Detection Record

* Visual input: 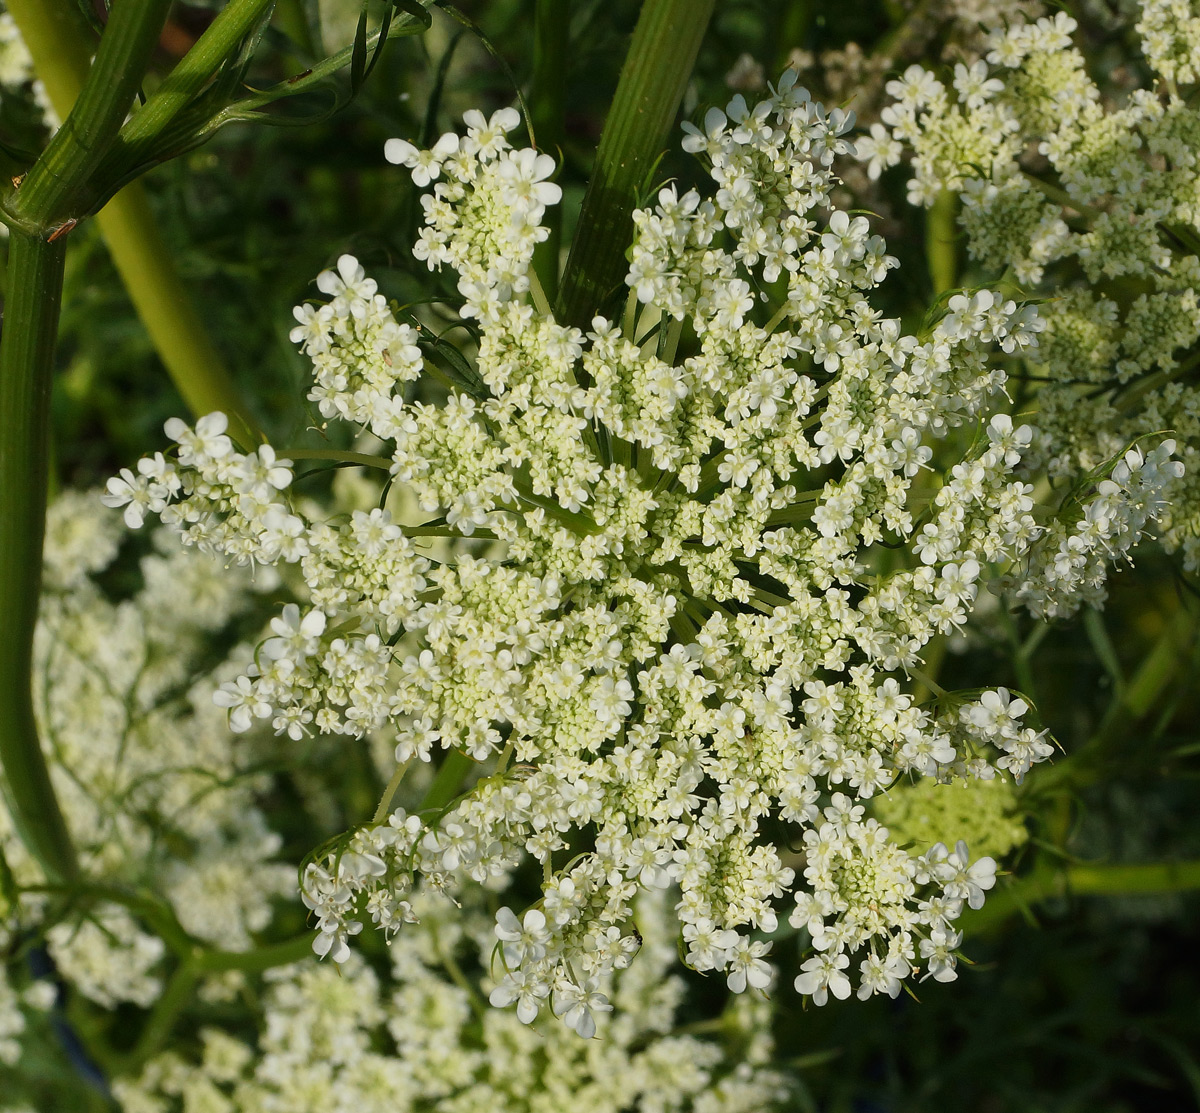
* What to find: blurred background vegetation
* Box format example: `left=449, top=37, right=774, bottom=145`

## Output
left=2, top=0, right=1199, bottom=1109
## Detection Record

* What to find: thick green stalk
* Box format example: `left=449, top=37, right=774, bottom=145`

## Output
left=11, top=0, right=261, bottom=446
left=1036, top=606, right=1197, bottom=792
left=97, top=0, right=278, bottom=196
left=530, top=0, right=569, bottom=299
left=7, top=0, right=173, bottom=227
left=963, top=858, right=1200, bottom=935
left=0, top=234, right=78, bottom=884
left=555, top=0, right=715, bottom=328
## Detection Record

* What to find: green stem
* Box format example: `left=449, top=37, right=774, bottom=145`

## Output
left=195, top=932, right=314, bottom=973
left=95, top=185, right=262, bottom=447
left=530, top=0, right=568, bottom=300
left=125, top=960, right=198, bottom=1067
left=963, top=858, right=1200, bottom=934
left=1022, top=171, right=1105, bottom=220
left=124, top=933, right=313, bottom=1070
left=12, top=0, right=261, bottom=447
left=0, top=233, right=78, bottom=884
left=6, top=0, right=172, bottom=228
left=925, top=189, right=957, bottom=297
left=421, top=749, right=475, bottom=812
left=373, top=758, right=413, bottom=823
left=555, top=0, right=715, bottom=328
left=94, top=0, right=278, bottom=204
left=287, top=448, right=393, bottom=471
left=1112, top=345, right=1200, bottom=415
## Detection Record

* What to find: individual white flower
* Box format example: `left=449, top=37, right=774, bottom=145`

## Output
left=794, top=952, right=852, bottom=1005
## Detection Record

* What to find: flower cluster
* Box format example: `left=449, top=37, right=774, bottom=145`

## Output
left=0, top=494, right=294, bottom=1006
left=108, top=80, right=1165, bottom=1026
left=873, top=5, right=1197, bottom=580
left=116, top=888, right=787, bottom=1113
left=872, top=766, right=1029, bottom=860
left=3, top=488, right=778, bottom=1111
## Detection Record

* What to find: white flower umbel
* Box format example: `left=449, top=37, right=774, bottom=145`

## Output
left=875, top=5, right=1193, bottom=588
left=117, top=888, right=788, bottom=1113
left=111, top=86, right=1068, bottom=1023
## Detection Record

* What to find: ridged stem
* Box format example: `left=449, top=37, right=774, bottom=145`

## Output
left=9, top=0, right=261, bottom=446
left=0, top=233, right=77, bottom=884
left=555, top=0, right=715, bottom=328
left=6, top=0, right=172, bottom=228
left=94, top=0, right=278, bottom=201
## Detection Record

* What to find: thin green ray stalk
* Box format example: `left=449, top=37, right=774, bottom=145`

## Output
left=0, top=233, right=77, bottom=884
left=926, top=189, right=957, bottom=297
left=555, top=0, right=715, bottom=329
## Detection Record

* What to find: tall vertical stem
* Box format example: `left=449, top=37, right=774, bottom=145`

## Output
left=0, top=233, right=78, bottom=884
left=555, top=0, right=715, bottom=329
left=8, top=0, right=261, bottom=446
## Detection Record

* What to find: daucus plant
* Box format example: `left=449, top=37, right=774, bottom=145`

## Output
left=105, top=70, right=1179, bottom=1030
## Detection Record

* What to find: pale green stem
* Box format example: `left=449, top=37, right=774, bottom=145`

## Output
left=528, top=269, right=553, bottom=318
left=556, top=0, right=716, bottom=328
left=95, top=186, right=261, bottom=446
left=421, top=749, right=475, bottom=812
left=373, top=759, right=413, bottom=823
left=10, top=0, right=261, bottom=447
left=0, top=233, right=78, bottom=884
left=910, top=634, right=946, bottom=705
left=1022, top=171, right=1105, bottom=220
left=925, top=189, right=957, bottom=297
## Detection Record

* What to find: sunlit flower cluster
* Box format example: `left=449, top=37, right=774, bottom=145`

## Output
left=104, top=77, right=1181, bottom=1027
left=1, top=492, right=778, bottom=1110
left=116, top=888, right=787, bottom=1113
left=873, top=4, right=1197, bottom=578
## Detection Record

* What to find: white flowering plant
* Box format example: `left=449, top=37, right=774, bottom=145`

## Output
left=870, top=3, right=1200, bottom=601
left=102, top=60, right=1185, bottom=1032
left=3, top=1, right=1200, bottom=1110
